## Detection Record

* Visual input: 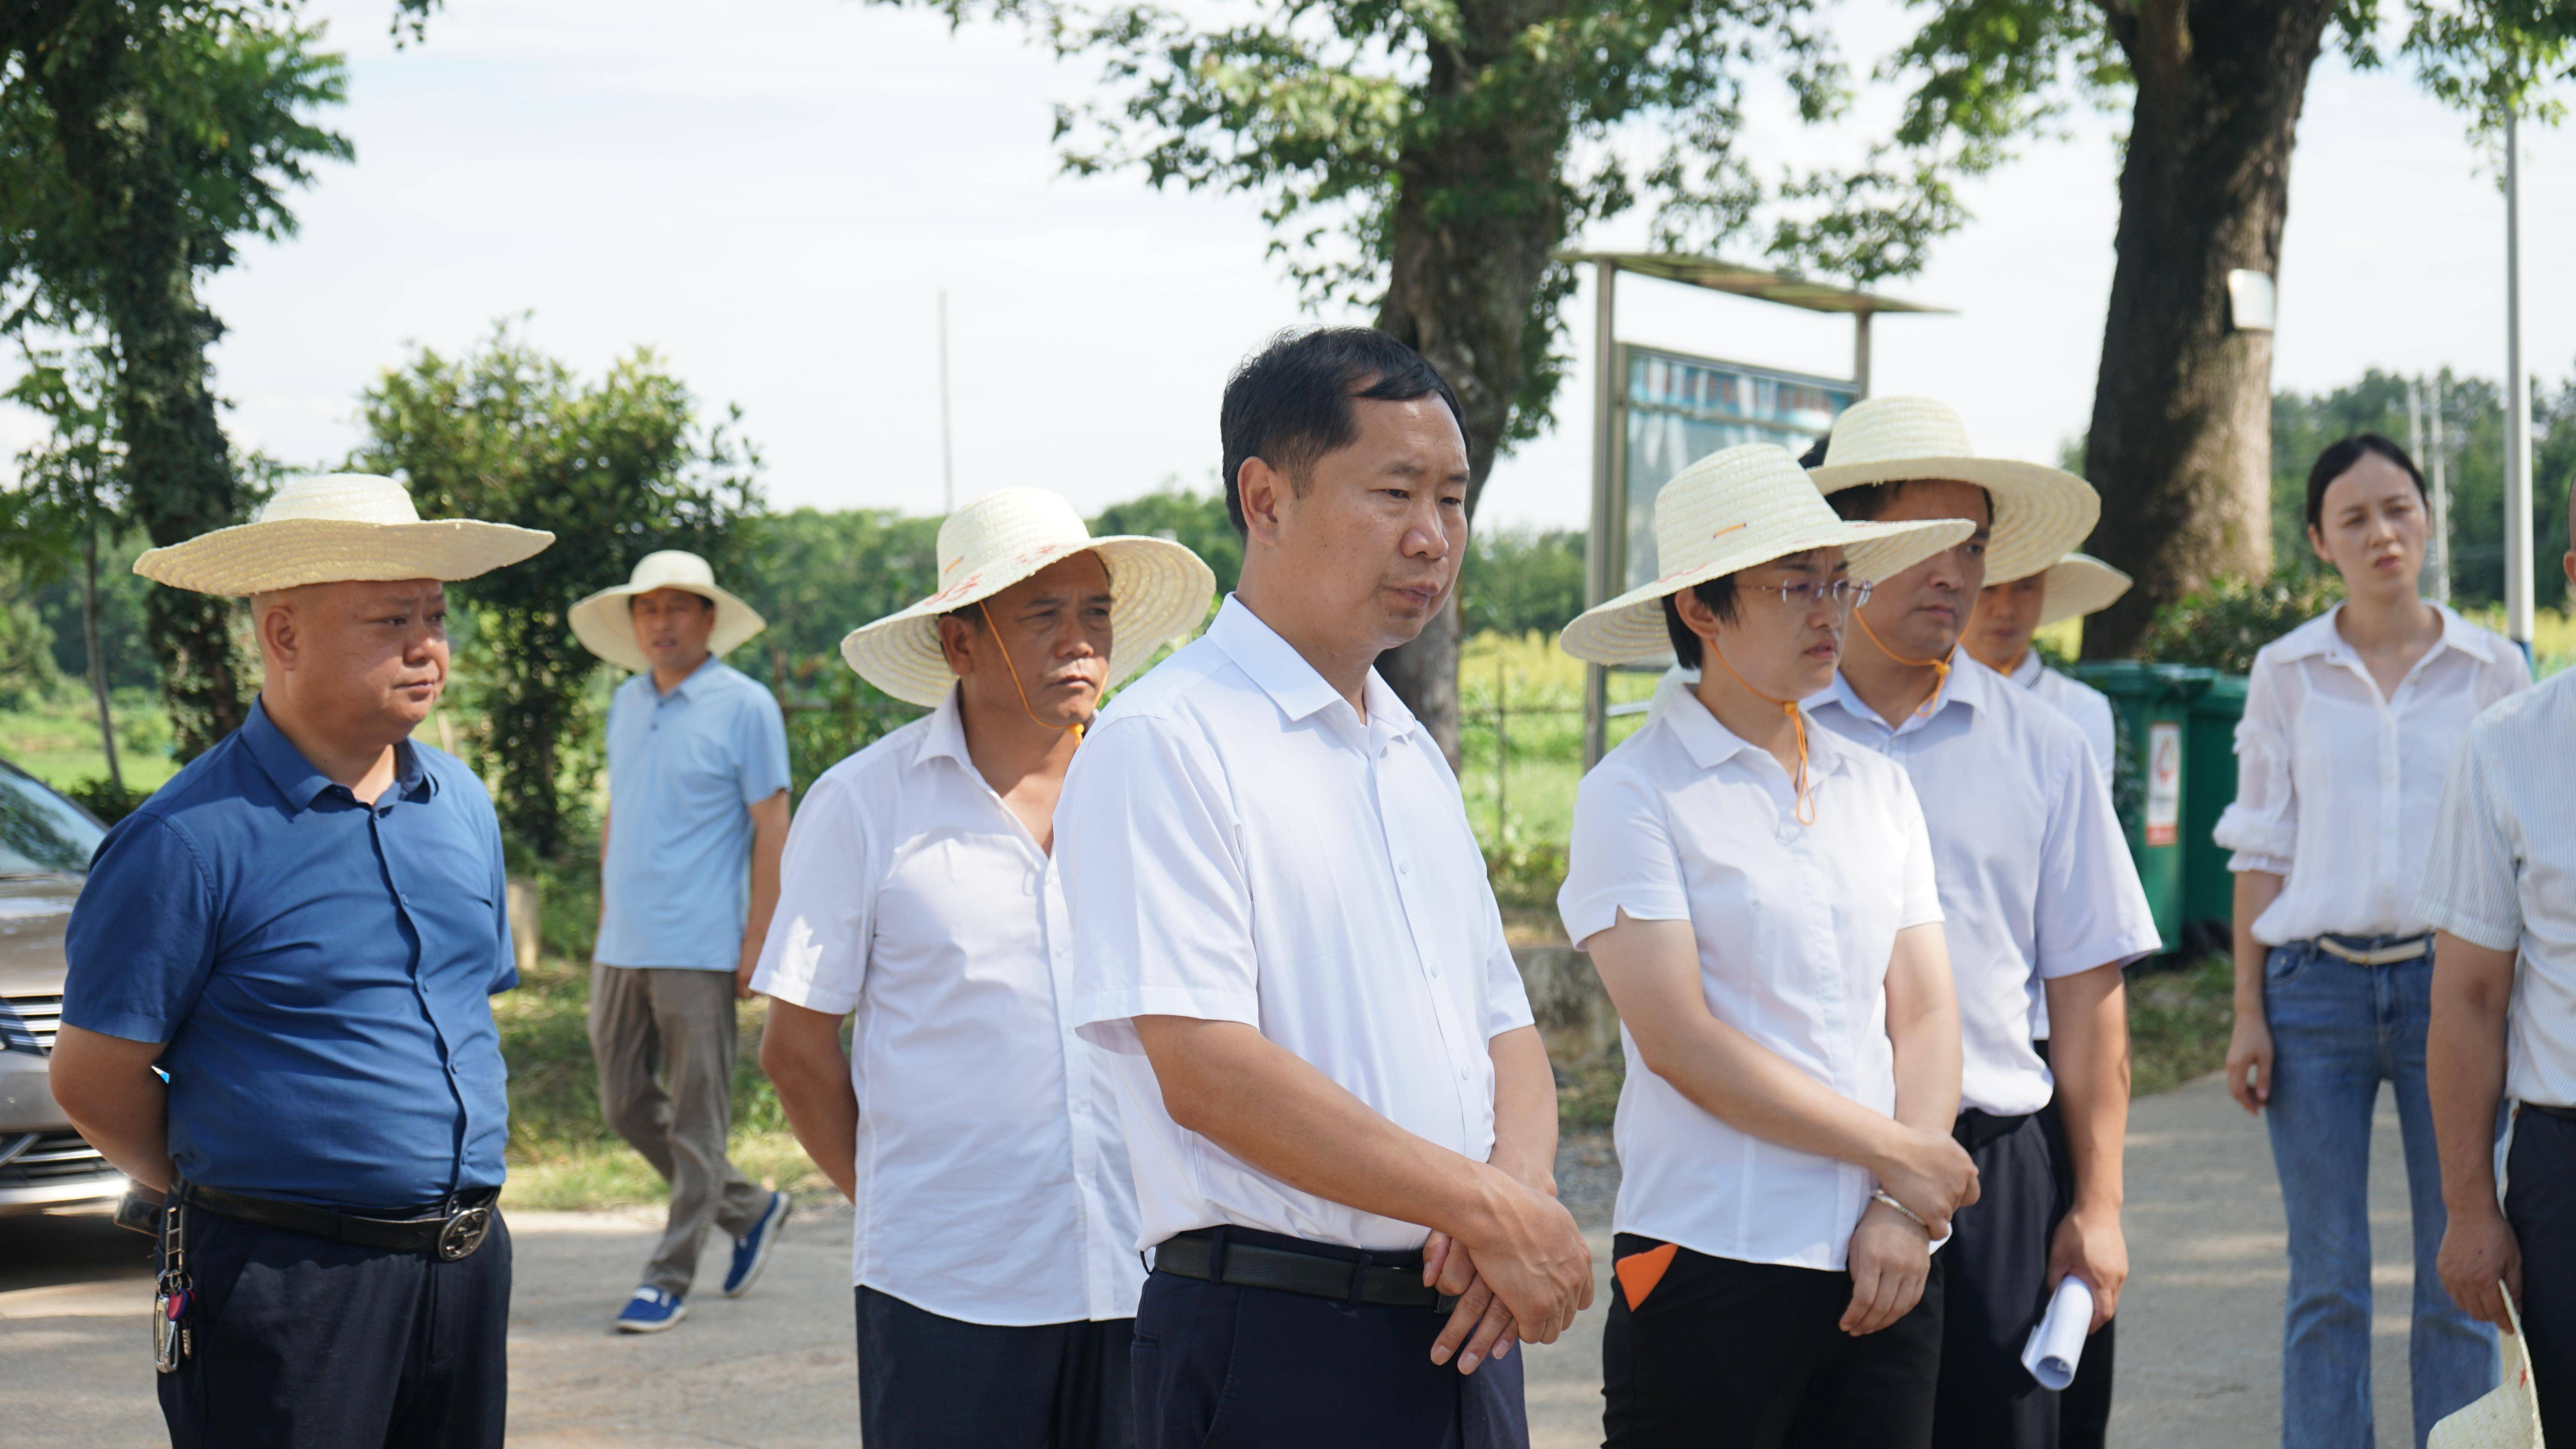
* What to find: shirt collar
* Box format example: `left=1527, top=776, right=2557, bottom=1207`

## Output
left=654, top=653, right=724, bottom=700
left=2009, top=650, right=2045, bottom=688
left=2270, top=601, right=2503, bottom=668
left=1659, top=678, right=1853, bottom=779
left=242, top=697, right=431, bottom=814
left=1813, top=648, right=1995, bottom=733
left=912, top=686, right=975, bottom=771
left=1203, top=595, right=1419, bottom=740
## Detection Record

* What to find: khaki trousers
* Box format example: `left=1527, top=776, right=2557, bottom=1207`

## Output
left=588, top=962, right=769, bottom=1296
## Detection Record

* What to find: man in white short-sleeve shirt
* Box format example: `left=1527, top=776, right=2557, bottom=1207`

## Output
left=1806, top=398, right=2162, bottom=1449
left=1058, top=328, right=1592, bottom=1449
left=2425, top=506, right=2576, bottom=1443
left=753, top=488, right=1214, bottom=1448
left=1962, top=552, right=2131, bottom=778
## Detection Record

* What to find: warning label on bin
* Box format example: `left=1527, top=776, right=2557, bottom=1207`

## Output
left=2145, top=721, right=2182, bottom=846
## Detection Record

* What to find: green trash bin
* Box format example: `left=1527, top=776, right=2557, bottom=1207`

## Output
left=2182, top=675, right=2250, bottom=946
left=2071, top=661, right=2216, bottom=955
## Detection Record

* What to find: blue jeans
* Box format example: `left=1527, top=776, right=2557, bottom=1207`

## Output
left=2263, top=937, right=2497, bottom=1448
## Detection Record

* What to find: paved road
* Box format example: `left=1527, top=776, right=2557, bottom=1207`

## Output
left=0, top=1074, right=2437, bottom=1446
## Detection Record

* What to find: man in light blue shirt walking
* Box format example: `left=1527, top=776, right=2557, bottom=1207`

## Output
left=570, top=550, right=793, bottom=1333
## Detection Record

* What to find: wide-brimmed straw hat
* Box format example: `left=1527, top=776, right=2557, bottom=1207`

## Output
left=2032, top=552, right=2132, bottom=629
left=133, top=473, right=553, bottom=595
left=568, top=552, right=768, bottom=674
left=840, top=487, right=1217, bottom=707
left=1559, top=444, right=1975, bottom=667
left=1805, top=396, right=2099, bottom=585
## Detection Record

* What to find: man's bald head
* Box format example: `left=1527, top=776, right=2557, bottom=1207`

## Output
left=253, top=579, right=453, bottom=753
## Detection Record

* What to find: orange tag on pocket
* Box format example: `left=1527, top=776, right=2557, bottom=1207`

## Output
left=1614, top=1242, right=1678, bottom=1310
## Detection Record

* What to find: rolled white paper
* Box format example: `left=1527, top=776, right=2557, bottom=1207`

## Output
left=2021, top=1277, right=2096, bottom=1391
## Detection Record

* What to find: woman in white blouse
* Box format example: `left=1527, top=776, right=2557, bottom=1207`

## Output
left=2215, top=434, right=2529, bottom=1449
left=1557, top=444, right=1980, bottom=1449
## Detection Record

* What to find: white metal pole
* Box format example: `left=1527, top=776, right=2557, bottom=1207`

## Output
left=939, top=289, right=956, bottom=514
left=2505, top=110, right=2535, bottom=649
left=2429, top=374, right=2452, bottom=605
left=1853, top=309, right=1874, bottom=399
left=1584, top=259, right=1619, bottom=769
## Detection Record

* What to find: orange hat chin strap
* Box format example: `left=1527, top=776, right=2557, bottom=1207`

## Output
left=1704, top=645, right=1815, bottom=827
left=977, top=599, right=1084, bottom=744
left=1852, top=608, right=1954, bottom=721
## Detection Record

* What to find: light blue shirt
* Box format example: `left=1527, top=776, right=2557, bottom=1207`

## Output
left=597, top=656, right=791, bottom=970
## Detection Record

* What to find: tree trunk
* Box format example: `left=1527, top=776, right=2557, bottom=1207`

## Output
left=82, top=518, right=123, bottom=794
left=31, top=19, right=252, bottom=756
left=1371, top=0, right=1573, bottom=766
left=2080, top=0, right=2339, bottom=658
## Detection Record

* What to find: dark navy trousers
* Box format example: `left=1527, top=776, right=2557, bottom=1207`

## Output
left=156, top=1207, right=510, bottom=1449
left=1132, top=1251, right=1527, bottom=1449
left=857, top=1285, right=1135, bottom=1448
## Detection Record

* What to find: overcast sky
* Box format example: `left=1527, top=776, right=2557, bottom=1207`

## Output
left=10, top=0, right=2573, bottom=533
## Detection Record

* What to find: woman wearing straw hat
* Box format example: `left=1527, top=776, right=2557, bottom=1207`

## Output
left=2217, top=435, right=2525, bottom=1448
left=1962, top=553, right=2130, bottom=776
left=1807, top=396, right=2160, bottom=1449
left=753, top=487, right=1213, bottom=1448
left=50, top=473, right=550, bottom=1448
left=1558, top=443, right=1977, bottom=1447
left=565, top=550, right=794, bottom=1333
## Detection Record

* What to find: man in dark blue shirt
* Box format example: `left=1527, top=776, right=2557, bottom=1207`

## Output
left=50, top=472, right=550, bottom=1449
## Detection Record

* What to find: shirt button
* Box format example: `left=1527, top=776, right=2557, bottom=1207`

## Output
left=1397, top=861, right=1411, bottom=876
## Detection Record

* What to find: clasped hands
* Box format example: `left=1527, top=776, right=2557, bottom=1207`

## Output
left=1419, top=1161, right=1594, bottom=1375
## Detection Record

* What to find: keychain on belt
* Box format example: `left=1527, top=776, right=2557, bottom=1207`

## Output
left=153, top=1189, right=192, bottom=1373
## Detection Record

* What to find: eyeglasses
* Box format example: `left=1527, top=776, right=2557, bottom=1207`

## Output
left=1749, top=579, right=1874, bottom=611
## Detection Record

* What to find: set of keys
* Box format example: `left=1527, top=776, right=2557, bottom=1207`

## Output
left=153, top=1194, right=192, bottom=1374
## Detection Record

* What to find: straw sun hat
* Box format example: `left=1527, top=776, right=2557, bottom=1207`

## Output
left=1806, top=396, right=2101, bottom=586
left=1560, top=444, right=1975, bottom=667
left=2032, top=552, right=2133, bottom=629
left=840, top=487, right=1217, bottom=708
left=133, top=473, right=553, bottom=595
left=568, top=552, right=769, bottom=675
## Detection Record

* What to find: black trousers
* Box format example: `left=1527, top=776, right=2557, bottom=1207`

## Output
left=156, top=1206, right=510, bottom=1449
left=1132, top=1230, right=1527, bottom=1449
left=1930, top=1110, right=2060, bottom=1449
left=2033, top=1041, right=2114, bottom=1449
left=1602, top=1234, right=1944, bottom=1449
left=856, top=1285, right=1134, bottom=1448
left=2506, top=1107, right=2576, bottom=1442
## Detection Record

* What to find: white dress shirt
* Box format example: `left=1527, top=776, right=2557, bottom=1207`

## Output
left=1559, top=690, right=1943, bottom=1270
left=749, top=691, right=1143, bottom=1326
left=2011, top=651, right=2117, bottom=779
left=2214, top=603, right=2528, bottom=946
left=1810, top=656, right=2162, bottom=1117
left=2418, top=669, right=2576, bottom=1107
left=1060, top=597, right=1537, bottom=1253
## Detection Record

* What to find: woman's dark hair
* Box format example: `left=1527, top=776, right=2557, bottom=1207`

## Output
left=1218, top=327, right=1468, bottom=537
left=1659, top=576, right=1741, bottom=668
left=2305, top=433, right=2427, bottom=532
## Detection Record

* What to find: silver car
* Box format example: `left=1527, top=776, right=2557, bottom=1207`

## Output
left=0, top=758, right=128, bottom=1213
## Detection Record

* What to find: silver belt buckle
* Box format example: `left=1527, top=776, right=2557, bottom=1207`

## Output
left=436, top=1205, right=492, bottom=1261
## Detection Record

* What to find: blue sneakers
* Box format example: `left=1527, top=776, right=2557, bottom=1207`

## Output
left=614, top=1286, right=686, bottom=1334
left=723, top=1190, right=793, bottom=1299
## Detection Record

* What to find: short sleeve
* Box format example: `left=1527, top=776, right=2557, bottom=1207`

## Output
left=2417, top=729, right=2521, bottom=952
left=736, top=688, right=791, bottom=803
left=1557, top=762, right=1689, bottom=950
left=750, top=769, right=877, bottom=1016
left=59, top=813, right=218, bottom=1045
left=1058, top=715, right=1261, bottom=1052
left=2034, top=736, right=2163, bottom=977
left=2213, top=654, right=2297, bottom=874
left=1893, top=774, right=1943, bottom=931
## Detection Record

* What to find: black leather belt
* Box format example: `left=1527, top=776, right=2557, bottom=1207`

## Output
left=2522, top=1103, right=2576, bottom=1125
left=181, top=1182, right=500, bottom=1261
left=1955, top=1108, right=2036, bottom=1154
left=1152, top=1227, right=1453, bottom=1310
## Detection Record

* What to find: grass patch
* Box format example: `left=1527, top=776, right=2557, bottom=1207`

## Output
left=2129, top=953, right=2236, bottom=1096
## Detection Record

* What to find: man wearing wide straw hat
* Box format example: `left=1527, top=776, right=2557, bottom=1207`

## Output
left=1963, top=552, right=2131, bottom=776
left=755, top=487, right=1213, bottom=1446
left=567, top=550, right=793, bottom=1333
left=1806, top=396, right=2160, bottom=1449
left=49, top=474, right=550, bottom=1447
left=1557, top=442, right=1978, bottom=1446
left=1055, top=327, right=1594, bottom=1449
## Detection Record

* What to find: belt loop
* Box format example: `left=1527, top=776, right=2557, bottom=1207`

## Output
left=1345, top=1251, right=1374, bottom=1307
left=1209, top=1225, right=1230, bottom=1284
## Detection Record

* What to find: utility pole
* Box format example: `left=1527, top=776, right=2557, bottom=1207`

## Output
left=2503, top=110, right=2535, bottom=652
left=2428, top=373, right=2451, bottom=606
left=939, top=289, right=956, bottom=513
left=1583, top=258, right=1619, bottom=769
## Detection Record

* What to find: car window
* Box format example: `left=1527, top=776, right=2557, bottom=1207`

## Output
left=0, top=764, right=107, bottom=876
